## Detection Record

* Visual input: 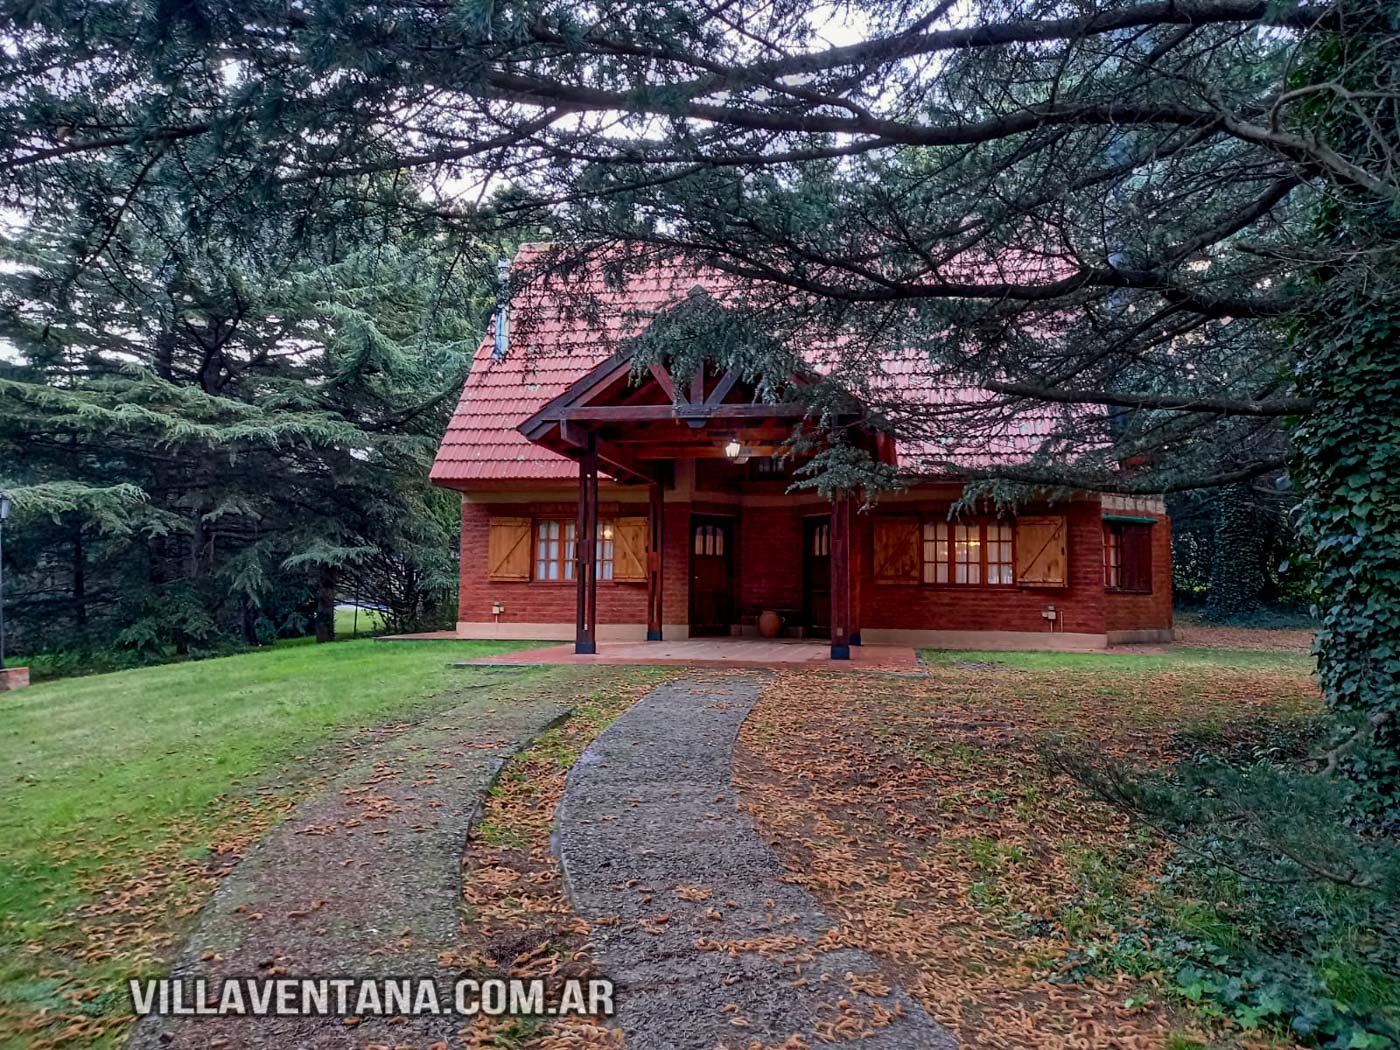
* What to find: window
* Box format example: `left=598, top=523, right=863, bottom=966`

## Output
left=694, top=523, right=725, bottom=557
left=922, top=522, right=949, bottom=583
left=811, top=522, right=830, bottom=557
left=534, top=519, right=614, bottom=581
left=535, top=519, right=572, bottom=581
left=1104, top=521, right=1153, bottom=592
left=596, top=522, right=615, bottom=581
left=987, top=522, right=1014, bottom=585
left=1104, top=525, right=1123, bottom=588
left=922, top=520, right=1014, bottom=586
left=954, top=524, right=980, bottom=584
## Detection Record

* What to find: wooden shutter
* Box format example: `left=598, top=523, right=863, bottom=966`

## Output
left=612, top=516, right=647, bottom=582
left=873, top=517, right=921, bottom=584
left=1015, top=516, right=1068, bottom=587
left=487, top=517, right=532, bottom=580
left=1122, top=523, right=1154, bottom=593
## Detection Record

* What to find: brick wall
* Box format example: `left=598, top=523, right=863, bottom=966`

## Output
left=736, top=505, right=806, bottom=614
left=458, top=500, right=650, bottom=626
left=857, top=500, right=1108, bottom=634
left=457, top=493, right=1169, bottom=638
left=1104, top=513, right=1174, bottom=633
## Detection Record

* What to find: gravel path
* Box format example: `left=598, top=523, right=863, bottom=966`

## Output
left=131, top=670, right=572, bottom=1050
left=557, top=671, right=958, bottom=1050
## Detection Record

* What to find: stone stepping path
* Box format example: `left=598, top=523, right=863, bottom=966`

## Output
left=131, top=671, right=571, bottom=1050
left=557, top=671, right=957, bottom=1050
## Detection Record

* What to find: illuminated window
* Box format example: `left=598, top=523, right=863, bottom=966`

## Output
left=811, top=522, right=830, bottom=557
left=921, top=520, right=1014, bottom=586
left=954, top=524, right=981, bottom=584
left=694, top=523, right=725, bottom=557
left=922, top=522, right=949, bottom=583
left=535, top=519, right=613, bottom=581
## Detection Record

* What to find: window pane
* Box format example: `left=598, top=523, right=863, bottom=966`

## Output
left=987, top=523, right=1013, bottom=586
left=536, top=520, right=558, bottom=580
left=597, top=520, right=614, bottom=580
left=922, top=522, right=949, bottom=583
left=1104, top=525, right=1122, bottom=588
left=954, top=524, right=980, bottom=585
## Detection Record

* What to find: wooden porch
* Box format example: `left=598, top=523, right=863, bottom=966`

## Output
left=518, top=355, right=883, bottom=661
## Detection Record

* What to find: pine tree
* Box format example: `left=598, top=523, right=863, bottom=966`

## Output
left=0, top=183, right=495, bottom=659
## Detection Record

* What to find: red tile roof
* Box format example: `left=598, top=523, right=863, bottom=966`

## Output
left=430, top=245, right=1082, bottom=486
left=431, top=244, right=731, bottom=484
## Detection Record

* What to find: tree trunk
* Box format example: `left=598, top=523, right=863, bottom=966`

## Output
left=241, top=596, right=259, bottom=646
left=72, top=521, right=87, bottom=628
left=314, top=566, right=337, bottom=643
left=1292, top=302, right=1400, bottom=826
left=1205, top=483, right=1265, bottom=621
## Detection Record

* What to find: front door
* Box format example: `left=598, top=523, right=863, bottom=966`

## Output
left=803, top=517, right=831, bottom=637
left=689, top=516, right=732, bottom=636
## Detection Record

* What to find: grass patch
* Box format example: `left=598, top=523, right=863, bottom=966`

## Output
left=0, top=636, right=569, bottom=1049
left=738, top=647, right=1325, bottom=1047
left=455, top=667, right=677, bottom=1048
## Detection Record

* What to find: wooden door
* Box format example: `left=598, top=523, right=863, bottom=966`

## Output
left=803, top=517, right=831, bottom=637
left=689, top=517, right=732, bottom=636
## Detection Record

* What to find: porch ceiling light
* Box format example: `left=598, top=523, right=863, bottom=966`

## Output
left=724, top=438, right=743, bottom=459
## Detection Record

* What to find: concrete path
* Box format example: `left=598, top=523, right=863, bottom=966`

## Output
left=557, top=672, right=958, bottom=1050
left=460, top=638, right=925, bottom=673
left=131, top=670, right=572, bottom=1050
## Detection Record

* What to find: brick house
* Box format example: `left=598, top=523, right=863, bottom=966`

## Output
left=430, top=247, right=1173, bottom=658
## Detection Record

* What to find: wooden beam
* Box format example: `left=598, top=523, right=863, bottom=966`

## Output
left=647, top=481, right=664, bottom=641
left=549, top=421, right=653, bottom=484
left=520, top=354, right=634, bottom=439
left=703, top=367, right=742, bottom=408
left=551, top=403, right=806, bottom=423
left=633, top=444, right=789, bottom=459
left=575, top=433, right=599, bottom=655
left=829, top=492, right=852, bottom=660
left=648, top=364, right=676, bottom=401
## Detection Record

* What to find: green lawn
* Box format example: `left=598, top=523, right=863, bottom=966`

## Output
left=0, top=636, right=554, bottom=1048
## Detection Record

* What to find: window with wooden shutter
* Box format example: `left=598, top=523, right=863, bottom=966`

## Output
left=612, top=516, right=647, bottom=582
left=487, top=517, right=532, bottom=580
left=1015, top=516, right=1068, bottom=587
left=873, top=517, right=921, bottom=584
left=1105, top=521, right=1154, bottom=593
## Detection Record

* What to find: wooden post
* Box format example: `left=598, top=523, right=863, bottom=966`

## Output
left=575, top=431, right=599, bottom=654
left=830, top=491, right=852, bottom=660
left=850, top=505, right=862, bottom=647
left=646, top=479, right=664, bottom=640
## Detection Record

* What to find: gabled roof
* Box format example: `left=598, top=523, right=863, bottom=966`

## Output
left=431, top=244, right=725, bottom=484
left=430, top=244, right=1076, bottom=487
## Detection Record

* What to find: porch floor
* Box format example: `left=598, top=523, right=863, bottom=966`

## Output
left=455, top=638, right=923, bottom=673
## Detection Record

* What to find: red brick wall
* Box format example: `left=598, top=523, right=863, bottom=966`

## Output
left=458, top=501, right=650, bottom=626
left=736, top=505, right=806, bottom=614
left=457, top=494, right=1170, bottom=637
left=1104, top=513, right=1174, bottom=633
left=857, top=500, right=1108, bottom=634
left=660, top=501, right=691, bottom=626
